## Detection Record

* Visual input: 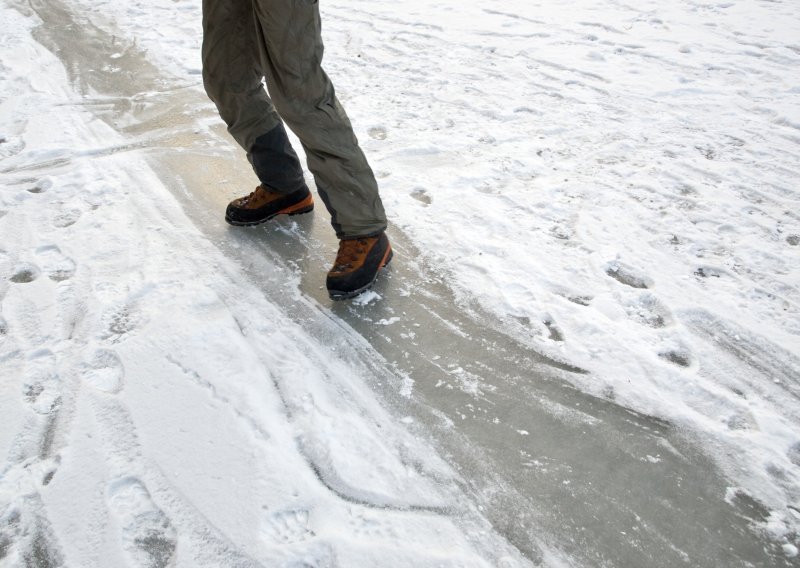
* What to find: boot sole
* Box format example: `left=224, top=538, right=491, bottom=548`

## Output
left=225, top=194, right=314, bottom=227
left=328, top=246, right=394, bottom=301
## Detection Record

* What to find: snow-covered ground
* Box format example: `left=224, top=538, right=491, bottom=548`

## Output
left=1, top=0, right=799, bottom=565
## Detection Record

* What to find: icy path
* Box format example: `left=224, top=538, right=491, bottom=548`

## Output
left=1, top=0, right=799, bottom=566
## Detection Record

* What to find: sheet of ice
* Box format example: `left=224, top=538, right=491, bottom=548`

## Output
left=0, top=3, right=529, bottom=566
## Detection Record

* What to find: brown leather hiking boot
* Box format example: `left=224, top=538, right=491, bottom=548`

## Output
left=225, top=184, right=313, bottom=226
left=326, top=233, right=393, bottom=300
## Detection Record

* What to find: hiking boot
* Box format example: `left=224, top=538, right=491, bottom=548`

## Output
left=327, top=233, right=393, bottom=300
left=225, top=184, right=314, bottom=226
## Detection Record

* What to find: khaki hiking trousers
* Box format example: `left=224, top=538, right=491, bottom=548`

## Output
left=202, top=0, right=387, bottom=238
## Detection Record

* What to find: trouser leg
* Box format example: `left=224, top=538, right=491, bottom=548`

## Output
left=248, top=124, right=307, bottom=192
left=252, top=0, right=387, bottom=238
left=201, top=0, right=305, bottom=192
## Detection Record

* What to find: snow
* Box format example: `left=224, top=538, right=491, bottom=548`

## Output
left=2, top=0, right=800, bottom=565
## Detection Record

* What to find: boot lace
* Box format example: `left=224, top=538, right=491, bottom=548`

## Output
left=331, top=238, right=369, bottom=272
left=242, top=185, right=273, bottom=205
left=238, top=188, right=256, bottom=206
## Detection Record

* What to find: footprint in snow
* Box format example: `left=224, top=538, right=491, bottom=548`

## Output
left=657, top=348, right=693, bottom=368
left=101, top=301, right=143, bottom=342
left=694, top=265, right=728, bottom=279
left=566, top=294, right=593, bottom=306
left=35, top=245, right=76, bottom=282
left=9, top=263, right=40, bottom=284
left=263, top=508, right=315, bottom=546
left=108, top=476, right=177, bottom=568
left=0, top=135, right=25, bottom=159
left=550, top=223, right=573, bottom=240
left=26, top=178, right=53, bottom=194
left=81, top=348, right=125, bottom=393
left=543, top=319, right=565, bottom=341
left=410, top=187, right=432, bottom=205
left=726, top=409, right=758, bottom=432
left=347, top=508, right=397, bottom=541
left=41, top=456, right=61, bottom=486
left=22, top=349, right=62, bottom=415
left=623, top=293, right=672, bottom=329
left=605, top=261, right=653, bottom=289
left=52, top=208, right=82, bottom=228
left=695, top=145, right=716, bottom=160
left=367, top=126, right=387, bottom=140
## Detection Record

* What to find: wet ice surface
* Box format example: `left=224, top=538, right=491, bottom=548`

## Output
left=1, top=0, right=800, bottom=566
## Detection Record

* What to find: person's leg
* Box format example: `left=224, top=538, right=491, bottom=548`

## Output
left=201, top=0, right=305, bottom=192
left=248, top=125, right=307, bottom=192
left=251, top=0, right=387, bottom=238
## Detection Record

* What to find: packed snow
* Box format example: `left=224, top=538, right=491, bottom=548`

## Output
left=1, top=0, right=799, bottom=566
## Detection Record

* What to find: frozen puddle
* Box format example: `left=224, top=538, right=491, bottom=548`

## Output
left=1, top=0, right=797, bottom=566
